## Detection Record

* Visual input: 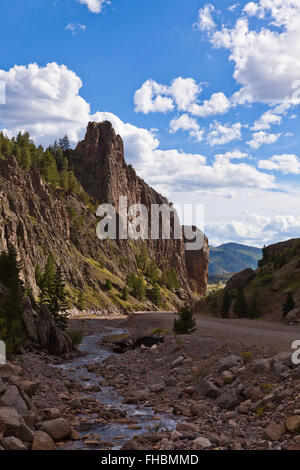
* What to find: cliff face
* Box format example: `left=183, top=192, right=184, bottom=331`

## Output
left=0, top=121, right=209, bottom=311
left=74, top=121, right=209, bottom=296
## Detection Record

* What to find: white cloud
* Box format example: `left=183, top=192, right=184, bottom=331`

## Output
left=194, top=4, right=216, bottom=32
left=214, top=149, right=249, bottom=161
left=189, top=92, right=231, bottom=117
left=0, top=62, right=91, bottom=144
left=247, top=131, right=280, bottom=149
left=66, top=23, right=86, bottom=35
left=134, top=77, right=231, bottom=117
left=251, top=109, right=282, bottom=131
left=169, top=114, right=204, bottom=142
left=207, top=122, right=242, bottom=146
left=258, top=154, right=300, bottom=174
left=78, top=0, right=110, bottom=13
left=207, top=212, right=300, bottom=247
left=210, top=1, right=300, bottom=106
left=133, top=79, right=174, bottom=114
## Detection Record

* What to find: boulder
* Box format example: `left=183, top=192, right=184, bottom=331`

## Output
left=216, top=388, right=241, bottom=410
left=42, top=418, right=71, bottom=441
left=286, top=416, right=300, bottom=434
left=250, top=358, right=272, bottom=373
left=20, top=380, right=39, bottom=398
left=32, top=431, right=56, bottom=450
left=263, top=421, right=285, bottom=441
left=0, top=407, right=23, bottom=437
left=170, top=356, right=185, bottom=369
left=192, top=436, right=212, bottom=449
left=218, top=355, right=242, bottom=372
left=1, top=385, right=28, bottom=414
left=0, top=378, right=6, bottom=394
left=225, top=269, right=256, bottom=292
left=1, top=436, right=27, bottom=450
left=197, top=379, right=221, bottom=398
left=272, top=363, right=290, bottom=377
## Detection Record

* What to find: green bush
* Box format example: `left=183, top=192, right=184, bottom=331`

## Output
left=67, top=330, right=83, bottom=348
left=173, top=303, right=196, bottom=335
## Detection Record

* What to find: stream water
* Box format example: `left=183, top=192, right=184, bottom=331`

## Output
left=56, top=327, right=178, bottom=449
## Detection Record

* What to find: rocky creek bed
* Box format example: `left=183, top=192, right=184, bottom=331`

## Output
left=1, top=315, right=300, bottom=450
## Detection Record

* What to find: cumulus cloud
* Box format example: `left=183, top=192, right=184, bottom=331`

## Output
left=210, top=1, right=300, bottom=106
left=207, top=122, right=242, bottom=146
left=0, top=62, right=91, bottom=144
left=247, top=131, right=280, bottom=149
left=251, top=109, right=282, bottom=131
left=258, top=154, right=300, bottom=174
left=134, top=77, right=231, bottom=118
left=169, top=114, right=204, bottom=142
left=194, top=4, right=216, bottom=32
left=207, top=212, right=300, bottom=247
left=214, top=149, right=249, bottom=161
left=78, top=0, right=110, bottom=13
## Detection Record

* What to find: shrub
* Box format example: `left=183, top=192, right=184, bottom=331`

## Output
left=67, top=330, right=83, bottom=348
left=241, top=351, right=253, bottom=363
left=173, top=303, right=196, bottom=335
left=106, top=279, right=113, bottom=291
left=234, top=288, right=248, bottom=318
left=283, top=292, right=295, bottom=316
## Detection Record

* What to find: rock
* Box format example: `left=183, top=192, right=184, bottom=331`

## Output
left=43, top=408, right=61, bottom=420
left=218, top=355, right=242, bottom=372
left=1, top=385, right=28, bottom=414
left=197, top=378, right=220, bottom=398
left=1, top=436, right=27, bottom=450
left=263, top=422, right=285, bottom=441
left=0, top=407, right=23, bottom=437
left=37, top=305, right=73, bottom=356
left=0, top=378, right=6, bottom=394
left=20, top=380, right=39, bottom=398
left=250, top=358, right=272, bottom=373
left=42, top=418, right=71, bottom=441
left=32, top=431, right=56, bottom=450
left=238, top=404, right=249, bottom=415
left=176, top=422, right=199, bottom=434
left=225, top=268, right=256, bottom=291
left=216, top=389, right=241, bottom=410
left=221, top=370, right=234, bottom=382
left=286, top=416, right=300, bottom=434
left=150, top=383, right=164, bottom=393
left=23, top=411, right=36, bottom=430
left=190, top=402, right=207, bottom=416
left=272, top=362, right=289, bottom=377
left=192, top=436, right=212, bottom=449
left=171, top=356, right=185, bottom=368
left=0, top=362, right=21, bottom=379
left=120, top=439, right=140, bottom=450
left=164, top=378, right=177, bottom=388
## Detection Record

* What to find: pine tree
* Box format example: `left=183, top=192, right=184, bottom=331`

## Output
left=151, top=283, right=162, bottom=307
left=132, top=275, right=146, bottom=300
left=19, top=147, right=31, bottom=171
left=106, top=279, right=113, bottom=291
left=59, top=135, right=70, bottom=152
left=39, top=254, right=56, bottom=306
left=283, top=293, right=295, bottom=317
left=0, top=245, right=25, bottom=356
left=50, top=266, right=69, bottom=330
left=122, top=286, right=129, bottom=301
left=258, top=245, right=269, bottom=268
left=234, top=288, right=248, bottom=318
left=173, top=303, right=196, bottom=335
left=77, top=291, right=85, bottom=311
left=221, top=290, right=231, bottom=318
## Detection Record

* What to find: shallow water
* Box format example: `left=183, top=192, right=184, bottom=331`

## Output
left=56, top=327, right=178, bottom=449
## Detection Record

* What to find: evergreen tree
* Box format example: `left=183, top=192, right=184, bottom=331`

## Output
left=258, top=245, right=269, bottom=268
left=0, top=245, right=25, bottom=356
left=151, top=283, right=162, bottom=307
left=39, top=254, right=56, bottom=306
left=249, top=295, right=259, bottom=319
left=77, top=291, right=85, bottom=311
left=106, top=279, right=113, bottom=291
left=122, top=286, right=129, bottom=301
left=234, top=288, right=248, bottom=318
left=173, top=303, right=196, bottom=335
left=132, top=275, right=146, bottom=300
left=59, top=135, right=70, bottom=152
left=221, top=290, right=231, bottom=318
left=283, top=293, right=295, bottom=317
left=19, top=147, right=31, bottom=171
left=50, top=266, right=69, bottom=330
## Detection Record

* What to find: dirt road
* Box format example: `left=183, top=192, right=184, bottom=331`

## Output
left=125, top=311, right=300, bottom=351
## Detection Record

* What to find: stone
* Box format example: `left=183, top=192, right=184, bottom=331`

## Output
left=250, top=358, right=272, bottom=373
left=176, top=422, right=199, bottom=434
left=197, top=378, right=221, bottom=399
left=272, top=363, right=289, bottom=377
left=0, top=362, right=21, bottom=379
left=121, top=439, right=140, bottom=450
left=43, top=408, right=61, bottom=420
left=164, top=378, right=177, bottom=388
left=286, top=416, right=300, bottom=434
left=192, top=436, right=212, bottom=449
left=218, top=355, right=242, bottom=372
left=216, top=389, right=241, bottom=410
left=263, top=422, right=285, bottom=441
left=32, top=431, right=56, bottom=450
left=190, top=402, right=207, bottom=416
left=221, top=370, right=234, bottom=382
left=20, top=380, right=39, bottom=398
left=0, top=378, right=6, bottom=394
left=171, top=356, right=185, bottom=368
left=1, top=385, right=28, bottom=414
left=0, top=407, right=23, bottom=437
left=42, top=418, right=71, bottom=441
left=150, top=383, right=164, bottom=393
left=1, top=436, right=27, bottom=450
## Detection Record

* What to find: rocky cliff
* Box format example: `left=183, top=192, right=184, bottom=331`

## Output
left=73, top=121, right=209, bottom=296
left=0, top=121, right=209, bottom=311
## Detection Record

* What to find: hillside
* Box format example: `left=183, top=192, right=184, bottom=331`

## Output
left=209, top=242, right=262, bottom=280
left=199, top=238, right=300, bottom=322
left=0, top=122, right=209, bottom=313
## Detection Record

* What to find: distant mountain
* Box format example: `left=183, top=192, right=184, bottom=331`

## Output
left=209, top=242, right=262, bottom=279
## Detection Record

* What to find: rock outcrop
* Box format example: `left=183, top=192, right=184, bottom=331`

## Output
left=73, top=121, right=209, bottom=295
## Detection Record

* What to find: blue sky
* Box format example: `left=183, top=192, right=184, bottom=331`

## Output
left=1, top=0, right=300, bottom=247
